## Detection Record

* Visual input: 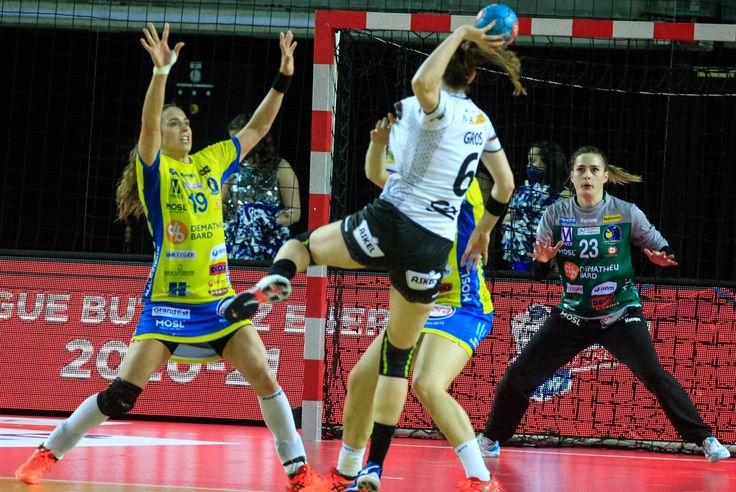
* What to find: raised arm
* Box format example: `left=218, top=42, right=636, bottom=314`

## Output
left=234, top=31, right=297, bottom=158
left=137, top=23, right=184, bottom=166
left=411, top=24, right=504, bottom=113
left=364, top=114, right=395, bottom=188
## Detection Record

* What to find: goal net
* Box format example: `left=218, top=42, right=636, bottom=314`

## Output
left=314, top=11, right=736, bottom=451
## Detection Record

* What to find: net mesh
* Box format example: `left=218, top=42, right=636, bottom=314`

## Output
left=0, top=18, right=308, bottom=255
left=322, top=271, right=736, bottom=451
left=330, top=29, right=736, bottom=281
left=324, top=28, right=736, bottom=449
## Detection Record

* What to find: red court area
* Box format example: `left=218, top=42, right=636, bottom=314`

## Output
left=0, top=416, right=733, bottom=491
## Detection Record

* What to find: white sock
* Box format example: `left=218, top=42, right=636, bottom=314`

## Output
left=258, top=388, right=306, bottom=476
left=336, top=442, right=365, bottom=478
left=45, top=394, right=109, bottom=459
left=455, top=438, right=491, bottom=481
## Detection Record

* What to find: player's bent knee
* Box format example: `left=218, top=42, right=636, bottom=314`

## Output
left=412, top=374, right=444, bottom=403
left=293, top=230, right=313, bottom=245
left=247, top=364, right=279, bottom=394
left=379, top=332, right=416, bottom=379
left=97, top=377, right=143, bottom=417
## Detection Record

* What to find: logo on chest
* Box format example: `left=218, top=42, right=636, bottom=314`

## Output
left=603, top=225, right=622, bottom=243
left=561, top=227, right=573, bottom=246
left=563, top=262, right=579, bottom=281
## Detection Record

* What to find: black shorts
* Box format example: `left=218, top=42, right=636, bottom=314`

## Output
left=160, top=328, right=239, bottom=358
left=341, top=199, right=452, bottom=304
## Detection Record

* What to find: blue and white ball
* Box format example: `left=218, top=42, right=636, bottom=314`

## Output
left=475, top=4, right=519, bottom=46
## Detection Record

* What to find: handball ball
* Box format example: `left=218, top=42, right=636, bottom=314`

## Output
left=475, top=4, right=519, bottom=46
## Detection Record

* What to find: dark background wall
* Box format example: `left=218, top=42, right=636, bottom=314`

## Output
left=330, top=31, right=736, bottom=280
left=0, top=25, right=734, bottom=280
left=0, top=26, right=314, bottom=255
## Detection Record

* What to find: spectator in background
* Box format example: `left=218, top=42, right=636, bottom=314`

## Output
left=501, top=140, right=570, bottom=272
left=223, top=113, right=301, bottom=260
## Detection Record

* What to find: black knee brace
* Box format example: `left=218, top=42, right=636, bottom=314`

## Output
left=97, top=377, right=143, bottom=417
left=379, top=332, right=416, bottom=379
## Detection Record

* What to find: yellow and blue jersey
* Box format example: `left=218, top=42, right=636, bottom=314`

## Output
left=132, top=138, right=253, bottom=362
left=435, top=178, right=494, bottom=315
left=136, top=138, right=242, bottom=304
left=423, top=178, right=494, bottom=357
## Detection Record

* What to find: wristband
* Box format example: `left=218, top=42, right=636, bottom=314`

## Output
left=485, top=195, right=509, bottom=217
left=272, top=72, right=293, bottom=93
left=152, top=52, right=178, bottom=76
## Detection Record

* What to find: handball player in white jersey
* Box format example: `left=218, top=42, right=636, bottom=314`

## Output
left=226, top=20, right=523, bottom=491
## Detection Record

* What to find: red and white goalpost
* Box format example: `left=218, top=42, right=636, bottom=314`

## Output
left=302, top=9, right=736, bottom=441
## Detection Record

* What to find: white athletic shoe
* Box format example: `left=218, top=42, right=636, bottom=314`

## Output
left=476, top=434, right=501, bottom=458
left=702, top=436, right=731, bottom=463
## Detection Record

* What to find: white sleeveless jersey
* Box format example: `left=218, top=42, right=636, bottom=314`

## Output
left=380, top=91, right=501, bottom=240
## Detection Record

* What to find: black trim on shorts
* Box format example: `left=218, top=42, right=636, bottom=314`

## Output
left=160, top=328, right=240, bottom=359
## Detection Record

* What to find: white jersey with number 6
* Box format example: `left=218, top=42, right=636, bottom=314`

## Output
left=380, top=91, right=501, bottom=241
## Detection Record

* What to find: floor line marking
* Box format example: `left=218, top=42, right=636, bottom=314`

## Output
left=0, top=477, right=267, bottom=491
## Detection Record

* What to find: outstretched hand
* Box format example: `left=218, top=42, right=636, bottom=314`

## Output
left=527, top=237, right=564, bottom=263
left=644, top=248, right=678, bottom=267
left=279, top=30, right=297, bottom=76
left=140, top=23, right=184, bottom=69
left=370, top=113, right=395, bottom=145
left=462, top=22, right=506, bottom=54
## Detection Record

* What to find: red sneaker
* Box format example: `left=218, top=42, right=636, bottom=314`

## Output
left=288, top=463, right=322, bottom=491
left=457, top=475, right=504, bottom=491
left=301, top=467, right=355, bottom=492
left=15, top=446, right=59, bottom=484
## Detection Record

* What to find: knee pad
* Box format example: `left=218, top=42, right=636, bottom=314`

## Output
left=379, top=332, right=416, bottom=379
left=97, top=377, right=143, bottom=417
left=294, top=230, right=315, bottom=265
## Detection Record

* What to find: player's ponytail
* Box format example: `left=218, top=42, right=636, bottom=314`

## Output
left=475, top=45, right=526, bottom=96
left=444, top=42, right=525, bottom=96
left=606, top=165, right=642, bottom=185
left=115, top=148, right=144, bottom=223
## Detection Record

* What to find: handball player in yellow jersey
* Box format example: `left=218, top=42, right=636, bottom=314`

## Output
left=16, top=23, right=322, bottom=490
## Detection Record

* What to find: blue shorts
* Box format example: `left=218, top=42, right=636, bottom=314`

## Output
left=132, top=298, right=251, bottom=363
left=422, top=304, right=494, bottom=357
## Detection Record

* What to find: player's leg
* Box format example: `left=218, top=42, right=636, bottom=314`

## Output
left=412, top=333, right=491, bottom=481
left=341, top=287, right=432, bottom=491
left=225, top=218, right=365, bottom=322
left=16, top=339, right=170, bottom=484
left=221, top=326, right=320, bottom=489
left=369, top=286, right=433, bottom=433
left=315, top=332, right=386, bottom=491
left=481, top=310, right=592, bottom=445
left=601, top=307, right=730, bottom=463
